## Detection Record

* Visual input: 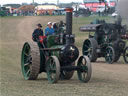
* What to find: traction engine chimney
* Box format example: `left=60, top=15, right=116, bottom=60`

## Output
left=65, top=8, right=74, bottom=44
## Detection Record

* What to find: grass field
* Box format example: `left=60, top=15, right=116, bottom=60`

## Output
left=0, top=15, right=128, bottom=96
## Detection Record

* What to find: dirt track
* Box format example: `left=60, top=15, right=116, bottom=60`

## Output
left=0, top=16, right=128, bottom=96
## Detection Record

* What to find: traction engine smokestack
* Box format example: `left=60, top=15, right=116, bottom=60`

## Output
left=65, top=8, right=73, bottom=35
left=65, top=8, right=74, bottom=44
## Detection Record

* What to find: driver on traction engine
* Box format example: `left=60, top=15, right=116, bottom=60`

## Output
left=32, top=24, right=47, bottom=47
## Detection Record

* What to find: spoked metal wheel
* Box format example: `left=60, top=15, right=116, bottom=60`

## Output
left=82, top=38, right=98, bottom=62
left=105, top=46, right=115, bottom=64
left=21, top=42, right=40, bottom=80
left=77, top=56, right=92, bottom=83
left=60, top=62, right=75, bottom=80
left=46, top=56, right=60, bottom=83
left=123, top=47, right=128, bottom=64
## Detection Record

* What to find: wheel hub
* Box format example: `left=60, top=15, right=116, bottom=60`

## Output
left=27, top=55, right=32, bottom=64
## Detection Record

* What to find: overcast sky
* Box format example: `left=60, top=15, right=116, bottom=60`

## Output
left=1, top=0, right=83, bottom=5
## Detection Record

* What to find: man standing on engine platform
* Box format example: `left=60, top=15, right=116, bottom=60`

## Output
left=32, top=24, right=44, bottom=42
left=45, top=22, right=55, bottom=36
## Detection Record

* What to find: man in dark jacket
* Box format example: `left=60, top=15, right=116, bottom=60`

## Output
left=32, top=24, right=44, bottom=42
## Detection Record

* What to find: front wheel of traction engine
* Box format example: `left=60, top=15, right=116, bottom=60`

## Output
left=77, top=56, right=92, bottom=83
left=46, top=56, right=60, bottom=83
left=105, top=46, right=115, bottom=64
left=82, top=38, right=98, bottom=62
left=123, top=47, right=128, bottom=64
left=21, top=42, right=40, bottom=80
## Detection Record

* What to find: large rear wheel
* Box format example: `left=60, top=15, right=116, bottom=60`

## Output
left=21, top=42, right=40, bottom=80
left=82, top=38, right=98, bottom=62
left=114, top=51, right=121, bottom=62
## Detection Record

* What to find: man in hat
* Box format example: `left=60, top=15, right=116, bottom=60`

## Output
left=45, top=22, right=55, bottom=36
left=32, top=23, right=44, bottom=42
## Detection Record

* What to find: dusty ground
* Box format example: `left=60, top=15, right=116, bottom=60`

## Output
left=0, top=16, right=128, bottom=96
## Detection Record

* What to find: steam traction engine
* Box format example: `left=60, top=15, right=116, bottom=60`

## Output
left=21, top=8, right=92, bottom=83
left=80, top=17, right=128, bottom=64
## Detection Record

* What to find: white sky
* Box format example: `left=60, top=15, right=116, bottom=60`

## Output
left=0, top=0, right=83, bottom=5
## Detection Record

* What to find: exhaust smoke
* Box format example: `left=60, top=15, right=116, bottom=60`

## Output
left=117, top=0, right=128, bottom=20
